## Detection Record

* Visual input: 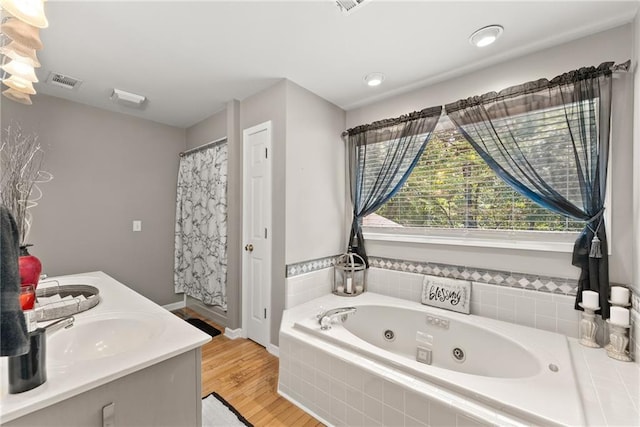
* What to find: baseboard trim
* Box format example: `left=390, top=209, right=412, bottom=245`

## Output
left=162, top=300, right=186, bottom=311
left=225, top=328, right=243, bottom=339
left=267, top=344, right=279, bottom=358
left=278, top=388, right=331, bottom=427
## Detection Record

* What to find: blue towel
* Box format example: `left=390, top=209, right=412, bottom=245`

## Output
left=1, top=205, right=29, bottom=357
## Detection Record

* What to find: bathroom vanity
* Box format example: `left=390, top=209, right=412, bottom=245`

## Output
left=0, top=272, right=211, bottom=426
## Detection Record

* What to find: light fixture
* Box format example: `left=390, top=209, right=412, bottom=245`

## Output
left=2, top=88, right=32, bottom=105
left=0, top=0, right=48, bottom=28
left=1, top=17, right=44, bottom=50
left=2, top=60, right=39, bottom=82
left=0, top=42, right=41, bottom=68
left=469, top=25, right=504, bottom=48
left=2, top=75, right=37, bottom=94
left=364, top=72, right=385, bottom=87
left=111, top=88, right=147, bottom=108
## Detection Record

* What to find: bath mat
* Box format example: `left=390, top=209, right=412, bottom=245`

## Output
left=186, top=318, right=221, bottom=337
left=202, top=392, right=253, bottom=427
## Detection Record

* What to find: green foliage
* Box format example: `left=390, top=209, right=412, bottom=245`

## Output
left=376, top=129, right=583, bottom=232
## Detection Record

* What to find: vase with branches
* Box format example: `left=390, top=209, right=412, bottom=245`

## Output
left=1, top=123, right=52, bottom=286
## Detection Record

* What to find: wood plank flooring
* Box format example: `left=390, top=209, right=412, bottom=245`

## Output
left=174, top=308, right=323, bottom=427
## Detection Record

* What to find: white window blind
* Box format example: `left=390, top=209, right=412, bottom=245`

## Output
left=367, top=113, right=585, bottom=233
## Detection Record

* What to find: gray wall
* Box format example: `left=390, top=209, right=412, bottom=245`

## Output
left=346, top=24, right=635, bottom=285
left=2, top=95, right=186, bottom=305
left=633, top=12, right=640, bottom=296
left=240, top=80, right=288, bottom=345
left=185, top=109, right=227, bottom=150
left=285, top=81, right=346, bottom=264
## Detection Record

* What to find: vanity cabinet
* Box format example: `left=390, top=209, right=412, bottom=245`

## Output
left=5, top=349, right=202, bottom=427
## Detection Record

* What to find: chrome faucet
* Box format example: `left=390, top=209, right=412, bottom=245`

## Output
left=318, top=307, right=357, bottom=330
left=43, top=315, right=75, bottom=335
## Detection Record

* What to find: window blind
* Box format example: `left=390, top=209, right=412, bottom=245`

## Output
left=368, top=113, right=585, bottom=232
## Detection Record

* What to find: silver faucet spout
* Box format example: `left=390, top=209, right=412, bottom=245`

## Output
left=43, top=315, right=75, bottom=335
left=318, top=307, right=357, bottom=330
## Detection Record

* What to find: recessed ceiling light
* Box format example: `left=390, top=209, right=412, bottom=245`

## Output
left=364, top=72, right=385, bottom=87
left=469, top=25, right=503, bottom=48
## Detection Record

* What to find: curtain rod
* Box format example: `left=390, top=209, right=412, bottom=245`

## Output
left=179, top=136, right=227, bottom=157
left=612, top=60, right=631, bottom=73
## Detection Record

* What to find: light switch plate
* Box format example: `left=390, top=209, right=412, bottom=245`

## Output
left=133, top=220, right=142, bottom=232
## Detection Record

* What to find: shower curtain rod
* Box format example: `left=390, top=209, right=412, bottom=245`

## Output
left=179, top=136, right=227, bottom=157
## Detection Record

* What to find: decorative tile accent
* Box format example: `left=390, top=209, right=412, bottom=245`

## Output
left=286, top=254, right=342, bottom=277
left=369, top=256, right=580, bottom=296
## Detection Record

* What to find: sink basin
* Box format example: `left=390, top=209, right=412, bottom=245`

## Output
left=48, top=313, right=165, bottom=363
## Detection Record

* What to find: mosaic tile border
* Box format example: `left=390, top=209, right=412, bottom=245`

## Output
left=368, top=256, right=580, bottom=296
left=285, top=255, right=635, bottom=299
left=286, top=254, right=579, bottom=296
left=286, top=254, right=341, bottom=277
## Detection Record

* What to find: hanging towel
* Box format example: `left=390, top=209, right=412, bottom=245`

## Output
left=1, top=204, right=29, bottom=357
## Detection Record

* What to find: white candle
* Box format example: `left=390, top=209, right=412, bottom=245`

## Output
left=610, top=306, right=630, bottom=326
left=346, top=277, right=353, bottom=294
left=610, top=286, right=630, bottom=305
left=582, top=290, right=599, bottom=309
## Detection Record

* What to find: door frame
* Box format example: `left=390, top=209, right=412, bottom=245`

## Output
left=241, top=120, right=273, bottom=347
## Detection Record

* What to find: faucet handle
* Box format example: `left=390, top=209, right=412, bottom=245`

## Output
left=316, top=305, right=325, bottom=319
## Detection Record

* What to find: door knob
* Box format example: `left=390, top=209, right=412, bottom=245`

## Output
left=244, top=244, right=254, bottom=252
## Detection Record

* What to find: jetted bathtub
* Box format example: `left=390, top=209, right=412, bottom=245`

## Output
left=279, top=292, right=585, bottom=426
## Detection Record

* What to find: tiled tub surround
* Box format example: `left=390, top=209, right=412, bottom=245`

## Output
left=279, top=294, right=640, bottom=426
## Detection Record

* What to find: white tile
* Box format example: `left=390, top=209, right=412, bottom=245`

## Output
left=301, top=380, right=316, bottom=406
left=331, top=357, right=348, bottom=382
left=456, top=413, right=490, bottom=427
left=557, top=319, right=579, bottom=338
left=429, top=400, right=456, bottom=427
left=480, top=288, right=498, bottom=306
left=535, top=314, right=557, bottom=333
left=363, top=372, right=383, bottom=401
left=345, top=364, right=364, bottom=390
left=290, top=359, right=303, bottom=378
left=345, top=407, right=365, bottom=427
left=316, top=350, right=333, bottom=375
left=332, top=380, right=347, bottom=402
left=497, top=307, right=516, bottom=323
left=345, top=385, right=364, bottom=412
left=478, top=304, right=498, bottom=320
left=556, top=302, right=580, bottom=321
left=315, top=388, right=332, bottom=415
left=316, top=371, right=332, bottom=394
left=535, top=298, right=556, bottom=317
left=515, top=296, right=535, bottom=315
left=497, top=292, right=516, bottom=310
left=364, top=415, right=383, bottom=426
left=383, top=404, right=405, bottom=427
left=404, top=414, right=427, bottom=427
left=364, top=395, right=383, bottom=423
left=383, top=380, right=405, bottom=410
left=405, top=390, right=429, bottom=424
left=331, top=395, right=347, bottom=424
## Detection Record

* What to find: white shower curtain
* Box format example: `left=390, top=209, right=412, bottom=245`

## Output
left=174, top=142, right=228, bottom=310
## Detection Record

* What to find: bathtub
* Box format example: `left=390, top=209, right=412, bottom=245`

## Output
left=278, top=292, right=585, bottom=426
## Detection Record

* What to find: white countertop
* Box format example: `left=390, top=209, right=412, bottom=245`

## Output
left=0, top=272, right=211, bottom=424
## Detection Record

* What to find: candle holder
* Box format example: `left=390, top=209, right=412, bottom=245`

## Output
left=578, top=303, right=600, bottom=348
left=605, top=320, right=632, bottom=362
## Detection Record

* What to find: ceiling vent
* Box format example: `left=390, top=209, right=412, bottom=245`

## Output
left=335, top=0, right=367, bottom=14
left=46, top=72, right=82, bottom=90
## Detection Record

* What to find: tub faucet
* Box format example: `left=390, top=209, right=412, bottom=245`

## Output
left=318, top=307, right=357, bottom=330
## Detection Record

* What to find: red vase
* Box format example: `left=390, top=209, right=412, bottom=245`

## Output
left=19, top=245, right=42, bottom=289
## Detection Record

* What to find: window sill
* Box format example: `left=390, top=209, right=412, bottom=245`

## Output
left=363, top=231, right=577, bottom=253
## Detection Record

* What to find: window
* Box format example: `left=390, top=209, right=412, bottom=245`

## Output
left=364, top=113, right=591, bottom=249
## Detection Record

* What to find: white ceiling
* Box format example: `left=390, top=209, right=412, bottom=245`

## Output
left=31, top=0, right=639, bottom=128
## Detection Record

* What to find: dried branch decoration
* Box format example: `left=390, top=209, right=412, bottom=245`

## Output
left=0, top=123, right=52, bottom=245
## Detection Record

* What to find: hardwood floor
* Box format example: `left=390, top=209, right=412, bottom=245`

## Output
left=174, top=308, right=323, bottom=427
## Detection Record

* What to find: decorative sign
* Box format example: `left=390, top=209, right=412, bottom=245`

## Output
left=421, top=276, right=471, bottom=314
